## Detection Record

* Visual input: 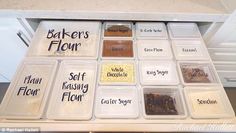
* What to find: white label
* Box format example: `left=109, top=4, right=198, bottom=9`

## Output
left=95, top=87, right=138, bottom=118
left=176, top=45, right=203, bottom=57
left=137, top=23, right=167, bottom=38
left=140, top=62, right=179, bottom=85
left=138, top=40, right=172, bottom=59
left=189, top=91, right=225, bottom=115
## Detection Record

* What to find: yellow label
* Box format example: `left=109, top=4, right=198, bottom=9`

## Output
left=100, top=63, right=135, bottom=84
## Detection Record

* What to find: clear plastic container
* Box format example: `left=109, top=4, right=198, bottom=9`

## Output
left=47, top=60, right=97, bottom=120
left=184, top=86, right=235, bottom=119
left=172, top=40, right=210, bottom=60
left=95, top=86, right=139, bottom=119
left=27, top=21, right=101, bottom=59
left=139, top=61, right=179, bottom=85
left=136, top=22, right=168, bottom=39
left=167, top=23, right=201, bottom=39
left=0, top=58, right=58, bottom=119
left=142, top=86, right=187, bottom=119
left=137, top=40, right=173, bottom=60
left=99, top=61, right=136, bottom=85
left=101, top=39, right=135, bottom=59
left=177, top=61, right=220, bottom=85
left=103, top=22, right=133, bottom=38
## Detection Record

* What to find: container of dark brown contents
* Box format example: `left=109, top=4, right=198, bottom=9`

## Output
left=104, top=22, right=132, bottom=37
left=102, top=40, right=134, bottom=58
left=142, top=87, right=187, bottom=119
left=178, top=62, right=219, bottom=85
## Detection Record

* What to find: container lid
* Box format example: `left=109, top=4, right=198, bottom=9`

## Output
left=99, top=61, right=136, bottom=85
left=142, top=86, right=187, bottom=119
left=177, top=61, right=220, bottom=85
left=136, top=22, right=168, bottom=39
left=172, top=40, right=210, bottom=60
left=184, top=86, right=235, bottom=119
left=137, top=40, right=173, bottom=60
left=167, top=23, right=201, bottom=39
left=139, top=61, right=179, bottom=85
left=95, top=86, right=139, bottom=118
left=27, top=21, right=101, bottom=59
left=103, top=22, right=133, bottom=38
left=0, top=58, right=58, bottom=119
left=47, top=60, right=97, bottom=120
left=101, top=40, right=134, bottom=59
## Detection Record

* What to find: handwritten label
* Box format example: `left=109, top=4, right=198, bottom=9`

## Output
left=137, top=23, right=166, bottom=37
left=176, top=45, right=203, bottom=57
left=17, top=75, right=42, bottom=96
left=100, top=63, right=135, bottom=84
left=61, top=72, right=89, bottom=102
left=101, top=98, right=132, bottom=106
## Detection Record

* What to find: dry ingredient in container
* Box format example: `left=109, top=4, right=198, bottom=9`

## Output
left=102, top=40, right=133, bottom=57
left=181, top=66, right=210, bottom=83
left=188, top=90, right=225, bottom=115
left=47, top=61, right=97, bottom=120
left=104, top=24, right=132, bottom=37
left=30, top=21, right=101, bottom=57
left=144, top=93, right=178, bottom=115
left=100, top=62, right=135, bottom=84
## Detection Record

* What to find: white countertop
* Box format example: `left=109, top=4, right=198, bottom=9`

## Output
left=0, top=0, right=235, bottom=22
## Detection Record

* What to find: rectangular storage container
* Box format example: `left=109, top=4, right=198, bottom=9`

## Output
left=27, top=21, right=101, bottom=59
left=0, top=58, right=58, bottom=119
left=47, top=60, right=97, bottom=120
left=95, top=86, right=139, bottom=119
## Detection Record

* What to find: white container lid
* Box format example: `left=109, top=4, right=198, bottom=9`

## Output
left=103, top=22, right=133, bottom=38
left=47, top=60, right=97, bottom=120
left=172, top=40, right=210, bottom=60
left=99, top=61, right=136, bottom=85
left=136, top=22, right=168, bottom=39
left=184, top=86, right=235, bottom=119
left=167, top=23, right=201, bottom=39
left=0, top=58, right=58, bottom=119
left=95, top=86, right=139, bottom=119
left=137, top=40, right=173, bottom=60
left=27, top=21, right=101, bottom=59
left=142, top=86, right=187, bottom=119
left=177, top=61, right=220, bottom=85
left=139, top=61, right=179, bottom=85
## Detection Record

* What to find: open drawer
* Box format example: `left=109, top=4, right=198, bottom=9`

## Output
left=208, top=48, right=236, bottom=61
left=214, top=62, right=236, bottom=87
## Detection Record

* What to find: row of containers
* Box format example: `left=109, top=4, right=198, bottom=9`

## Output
left=0, top=21, right=235, bottom=120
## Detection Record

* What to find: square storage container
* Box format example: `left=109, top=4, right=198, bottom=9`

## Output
left=167, top=23, right=201, bottom=39
left=95, top=86, right=139, bottom=119
left=142, top=86, right=187, bottom=119
left=137, top=40, right=173, bottom=60
left=139, top=61, right=179, bottom=85
left=103, top=22, right=133, bottom=38
left=136, top=22, right=168, bottom=39
left=0, top=58, right=58, bottom=119
left=101, top=39, right=135, bottom=60
left=184, top=86, right=235, bottom=119
left=47, top=60, right=97, bottom=120
left=177, top=61, right=220, bottom=86
left=172, top=40, right=210, bottom=60
left=27, top=21, right=101, bottom=59
left=99, top=61, right=136, bottom=85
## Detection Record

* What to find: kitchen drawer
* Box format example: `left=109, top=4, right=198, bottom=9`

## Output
left=215, top=64, right=236, bottom=87
left=208, top=48, right=236, bottom=61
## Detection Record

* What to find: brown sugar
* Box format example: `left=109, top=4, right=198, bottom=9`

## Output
left=104, top=25, right=132, bottom=37
left=102, top=40, right=134, bottom=57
